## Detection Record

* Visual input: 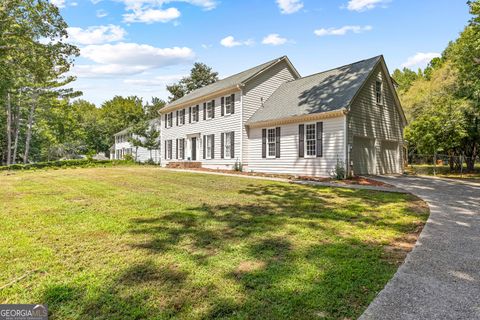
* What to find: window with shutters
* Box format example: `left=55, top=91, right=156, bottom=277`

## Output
left=206, top=101, right=214, bottom=119
left=167, top=113, right=173, bottom=128
left=166, top=140, right=172, bottom=159
left=192, top=105, right=199, bottom=122
left=225, top=96, right=232, bottom=115
left=375, top=80, right=382, bottom=104
left=224, top=132, right=232, bottom=158
left=179, top=139, right=185, bottom=159
left=306, top=123, right=316, bottom=157
left=206, top=134, right=214, bottom=159
left=267, top=128, right=276, bottom=158
left=179, top=109, right=185, bottom=125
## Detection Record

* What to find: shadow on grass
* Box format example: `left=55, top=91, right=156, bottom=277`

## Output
left=42, top=182, right=426, bottom=319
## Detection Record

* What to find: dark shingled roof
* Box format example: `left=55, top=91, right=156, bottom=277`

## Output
left=247, top=55, right=382, bottom=124
left=166, top=56, right=288, bottom=108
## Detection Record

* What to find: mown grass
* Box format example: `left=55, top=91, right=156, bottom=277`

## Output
left=0, top=167, right=428, bottom=319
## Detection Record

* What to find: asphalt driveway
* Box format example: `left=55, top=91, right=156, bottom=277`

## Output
left=360, top=176, right=480, bottom=320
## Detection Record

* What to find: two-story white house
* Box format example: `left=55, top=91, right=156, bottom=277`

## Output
left=111, top=118, right=161, bottom=163
left=160, top=55, right=406, bottom=177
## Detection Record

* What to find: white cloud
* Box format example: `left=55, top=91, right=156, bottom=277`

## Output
left=220, top=36, right=254, bottom=48
left=314, top=25, right=372, bottom=36
left=123, top=7, right=181, bottom=23
left=262, top=33, right=288, bottom=46
left=67, top=25, right=126, bottom=45
left=91, top=0, right=103, bottom=4
left=50, top=0, right=66, bottom=8
left=276, top=0, right=303, bottom=14
left=118, top=0, right=217, bottom=23
left=123, top=74, right=186, bottom=86
left=345, top=0, right=390, bottom=12
left=401, top=52, right=441, bottom=69
left=96, top=9, right=109, bottom=17
left=74, top=42, right=194, bottom=77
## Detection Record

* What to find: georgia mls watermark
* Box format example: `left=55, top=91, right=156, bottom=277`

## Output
left=0, top=305, right=48, bottom=320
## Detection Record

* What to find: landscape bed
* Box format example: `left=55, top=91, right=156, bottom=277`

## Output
left=0, top=167, right=429, bottom=319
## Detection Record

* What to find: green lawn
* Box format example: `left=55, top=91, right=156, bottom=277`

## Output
left=406, top=164, right=480, bottom=181
left=0, top=167, right=428, bottom=320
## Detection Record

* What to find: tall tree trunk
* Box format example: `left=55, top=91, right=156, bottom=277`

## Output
left=6, top=92, right=12, bottom=166
left=12, top=99, right=20, bottom=164
left=23, top=95, right=36, bottom=164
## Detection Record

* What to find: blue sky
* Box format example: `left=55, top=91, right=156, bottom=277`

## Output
left=52, top=0, right=470, bottom=105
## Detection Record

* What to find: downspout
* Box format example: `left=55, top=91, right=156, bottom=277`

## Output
left=239, top=84, right=244, bottom=166
left=343, top=109, right=349, bottom=178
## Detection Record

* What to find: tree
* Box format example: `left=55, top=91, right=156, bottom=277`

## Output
left=166, top=62, right=219, bottom=102
left=144, top=97, right=166, bottom=119
left=143, top=125, right=161, bottom=161
left=392, top=68, right=422, bottom=94
left=100, top=96, right=146, bottom=152
left=128, top=121, right=149, bottom=162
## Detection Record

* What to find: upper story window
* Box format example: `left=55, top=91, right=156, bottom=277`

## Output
left=207, top=101, right=214, bottom=119
left=179, top=109, right=185, bottom=125
left=225, top=96, right=233, bottom=115
left=193, top=105, right=199, bottom=122
left=375, top=80, right=383, bottom=104
left=167, top=112, right=173, bottom=128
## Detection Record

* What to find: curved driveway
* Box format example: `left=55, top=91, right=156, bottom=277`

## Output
left=360, top=176, right=480, bottom=320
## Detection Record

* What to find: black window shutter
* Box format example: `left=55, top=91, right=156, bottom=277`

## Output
left=211, top=134, right=215, bottom=159
left=211, top=100, right=215, bottom=118
left=203, top=103, right=206, bottom=120
left=196, top=105, right=199, bottom=121
left=164, top=140, right=167, bottom=159
left=231, top=94, right=235, bottom=114
left=316, top=122, right=323, bottom=157
left=220, top=133, right=224, bottom=159
left=164, top=114, right=167, bottom=128
left=275, top=127, right=281, bottom=158
left=169, top=141, right=172, bottom=159
left=299, top=124, right=305, bottom=158
left=262, top=129, right=266, bottom=158
left=176, top=139, right=178, bottom=159
left=189, top=107, right=192, bottom=123
left=203, top=135, right=206, bottom=159
left=230, top=131, right=235, bottom=158
left=176, top=110, right=178, bottom=126
left=221, top=97, right=225, bottom=116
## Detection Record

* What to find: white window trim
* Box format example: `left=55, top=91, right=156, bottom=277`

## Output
left=224, top=131, right=232, bottom=159
left=206, top=134, right=213, bottom=159
left=166, top=140, right=172, bottom=160
left=266, top=127, right=276, bottom=159
left=192, top=106, right=199, bottom=122
left=224, top=96, right=232, bottom=116
left=304, top=122, right=317, bottom=158
left=375, top=80, right=383, bottom=105
left=179, top=109, right=185, bottom=126
left=179, top=138, right=185, bottom=159
left=206, top=102, right=214, bottom=120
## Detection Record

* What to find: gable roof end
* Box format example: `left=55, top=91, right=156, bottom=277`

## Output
left=246, top=55, right=382, bottom=125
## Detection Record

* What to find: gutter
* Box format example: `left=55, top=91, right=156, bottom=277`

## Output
left=246, top=108, right=347, bottom=129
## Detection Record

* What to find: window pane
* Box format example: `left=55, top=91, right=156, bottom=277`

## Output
left=225, top=132, right=231, bottom=157
left=306, top=124, right=316, bottom=156
left=225, top=96, right=231, bottom=114
left=267, top=128, right=276, bottom=157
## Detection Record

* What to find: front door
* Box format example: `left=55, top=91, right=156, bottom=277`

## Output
left=191, top=137, right=197, bottom=161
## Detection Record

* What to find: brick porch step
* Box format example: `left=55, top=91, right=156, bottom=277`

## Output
left=166, top=162, right=202, bottom=169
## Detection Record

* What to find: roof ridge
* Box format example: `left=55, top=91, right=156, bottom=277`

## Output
left=294, top=55, right=383, bottom=82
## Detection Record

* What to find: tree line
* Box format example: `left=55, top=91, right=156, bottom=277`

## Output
left=0, top=0, right=218, bottom=166
left=392, top=0, right=480, bottom=171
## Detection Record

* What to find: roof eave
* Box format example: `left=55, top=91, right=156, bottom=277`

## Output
left=247, top=108, right=347, bottom=128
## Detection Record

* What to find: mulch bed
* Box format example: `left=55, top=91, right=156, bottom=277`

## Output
left=185, top=167, right=390, bottom=187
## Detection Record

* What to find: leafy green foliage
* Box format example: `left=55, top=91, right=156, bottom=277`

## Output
left=166, top=62, right=219, bottom=102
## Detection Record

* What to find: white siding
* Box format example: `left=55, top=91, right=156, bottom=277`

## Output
left=247, top=116, right=346, bottom=177
left=242, top=61, right=298, bottom=167
left=161, top=91, right=242, bottom=169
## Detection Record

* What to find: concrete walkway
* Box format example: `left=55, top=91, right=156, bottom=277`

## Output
left=360, top=175, right=480, bottom=320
